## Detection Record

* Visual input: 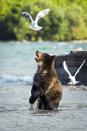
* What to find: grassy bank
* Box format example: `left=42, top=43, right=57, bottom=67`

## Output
left=0, top=0, right=87, bottom=41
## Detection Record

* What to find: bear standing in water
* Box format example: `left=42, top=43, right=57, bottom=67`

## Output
left=29, top=51, right=63, bottom=110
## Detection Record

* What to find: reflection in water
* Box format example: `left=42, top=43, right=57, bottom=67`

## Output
left=68, top=85, right=87, bottom=91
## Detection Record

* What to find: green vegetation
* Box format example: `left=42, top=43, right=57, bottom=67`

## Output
left=0, top=0, right=87, bottom=41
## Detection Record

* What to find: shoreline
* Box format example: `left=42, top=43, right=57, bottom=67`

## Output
left=0, top=39, right=87, bottom=44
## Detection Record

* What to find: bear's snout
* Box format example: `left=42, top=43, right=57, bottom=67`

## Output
left=36, top=50, right=39, bottom=57
left=36, top=50, right=43, bottom=59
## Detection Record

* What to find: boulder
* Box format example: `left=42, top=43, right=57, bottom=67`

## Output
left=54, top=51, right=87, bottom=85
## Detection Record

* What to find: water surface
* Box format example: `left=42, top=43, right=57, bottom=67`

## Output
left=0, top=41, right=87, bottom=131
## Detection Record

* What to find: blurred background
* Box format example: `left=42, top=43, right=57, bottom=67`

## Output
left=0, top=0, right=87, bottom=41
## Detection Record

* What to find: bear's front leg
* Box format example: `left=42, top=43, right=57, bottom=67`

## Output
left=38, top=95, right=53, bottom=110
left=29, top=91, right=40, bottom=104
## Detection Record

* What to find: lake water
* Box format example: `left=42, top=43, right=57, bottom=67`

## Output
left=0, top=41, right=87, bottom=131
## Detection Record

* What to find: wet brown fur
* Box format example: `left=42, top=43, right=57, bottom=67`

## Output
left=29, top=51, right=63, bottom=110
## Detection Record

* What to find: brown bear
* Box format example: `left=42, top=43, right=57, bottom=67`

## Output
left=29, top=50, right=63, bottom=110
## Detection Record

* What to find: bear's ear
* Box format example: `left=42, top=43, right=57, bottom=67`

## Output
left=52, top=55, right=56, bottom=61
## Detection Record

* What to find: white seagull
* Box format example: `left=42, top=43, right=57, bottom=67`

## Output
left=63, top=60, right=85, bottom=85
left=22, top=9, right=50, bottom=31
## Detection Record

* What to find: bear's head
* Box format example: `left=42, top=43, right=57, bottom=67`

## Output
left=35, top=50, right=55, bottom=73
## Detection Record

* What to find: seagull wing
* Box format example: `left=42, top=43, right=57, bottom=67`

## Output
left=63, top=61, right=72, bottom=77
left=74, top=60, right=85, bottom=77
left=22, top=12, right=33, bottom=22
left=35, top=9, right=50, bottom=23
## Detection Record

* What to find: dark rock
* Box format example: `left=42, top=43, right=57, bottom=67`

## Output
left=54, top=51, right=87, bottom=85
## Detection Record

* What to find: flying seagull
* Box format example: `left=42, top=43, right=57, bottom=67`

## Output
left=22, top=9, right=50, bottom=31
left=63, top=60, right=85, bottom=85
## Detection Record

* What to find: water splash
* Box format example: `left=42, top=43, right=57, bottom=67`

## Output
left=0, top=75, right=33, bottom=84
